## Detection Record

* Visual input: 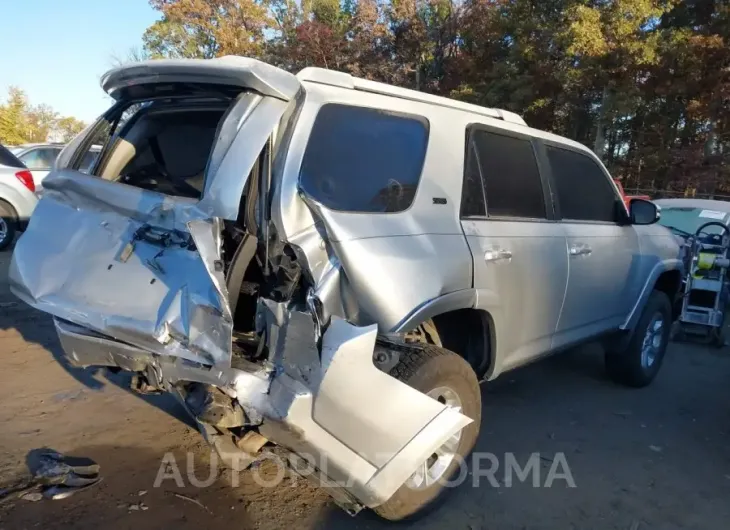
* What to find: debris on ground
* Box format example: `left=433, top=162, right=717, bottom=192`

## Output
left=19, top=448, right=103, bottom=501
left=19, top=492, right=42, bottom=502
left=138, top=490, right=147, bottom=496
left=0, top=478, right=40, bottom=505
left=648, top=445, right=663, bottom=453
left=172, top=492, right=212, bottom=513
left=128, top=502, right=149, bottom=511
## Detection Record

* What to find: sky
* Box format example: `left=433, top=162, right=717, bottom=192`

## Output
left=0, top=0, right=159, bottom=123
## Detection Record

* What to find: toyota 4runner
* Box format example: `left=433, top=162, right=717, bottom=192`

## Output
left=9, top=57, right=682, bottom=520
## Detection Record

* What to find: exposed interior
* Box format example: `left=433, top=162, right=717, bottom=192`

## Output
left=79, top=92, right=291, bottom=363
left=87, top=98, right=231, bottom=199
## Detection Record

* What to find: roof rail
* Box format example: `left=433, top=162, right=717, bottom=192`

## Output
left=296, top=67, right=527, bottom=126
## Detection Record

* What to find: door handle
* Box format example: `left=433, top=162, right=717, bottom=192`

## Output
left=569, top=243, right=592, bottom=257
left=484, top=247, right=512, bottom=262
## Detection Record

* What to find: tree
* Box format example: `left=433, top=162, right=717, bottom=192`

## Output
left=137, top=0, right=730, bottom=196
left=55, top=117, right=87, bottom=143
left=143, top=0, right=271, bottom=59
left=25, top=104, right=58, bottom=143
left=110, top=46, right=151, bottom=67
left=0, top=87, right=29, bottom=145
left=0, top=87, right=86, bottom=145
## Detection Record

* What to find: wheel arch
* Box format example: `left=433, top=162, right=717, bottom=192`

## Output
left=621, top=258, right=684, bottom=332
left=392, top=290, right=494, bottom=379
left=654, top=268, right=683, bottom=320
left=0, top=195, right=21, bottom=228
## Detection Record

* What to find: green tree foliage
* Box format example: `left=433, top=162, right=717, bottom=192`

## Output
left=0, top=87, right=87, bottom=145
left=55, top=116, right=87, bottom=143
left=139, top=0, right=730, bottom=195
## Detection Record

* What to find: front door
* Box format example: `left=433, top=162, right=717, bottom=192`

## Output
left=460, top=125, right=568, bottom=373
left=543, top=143, right=641, bottom=344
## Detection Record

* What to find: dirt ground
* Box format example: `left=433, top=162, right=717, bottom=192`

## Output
left=1, top=249, right=729, bottom=530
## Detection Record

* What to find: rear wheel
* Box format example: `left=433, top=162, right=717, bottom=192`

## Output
left=0, top=201, right=17, bottom=251
left=372, top=345, right=481, bottom=521
left=605, top=290, right=671, bottom=387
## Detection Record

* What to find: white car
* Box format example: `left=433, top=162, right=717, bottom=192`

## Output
left=12, top=143, right=100, bottom=191
left=0, top=144, right=38, bottom=249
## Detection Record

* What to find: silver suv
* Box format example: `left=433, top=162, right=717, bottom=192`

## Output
left=10, top=57, right=682, bottom=520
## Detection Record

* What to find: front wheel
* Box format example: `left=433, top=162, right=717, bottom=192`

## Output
left=605, top=290, right=672, bottom=388
left=372, top=345, right=482, bottom=521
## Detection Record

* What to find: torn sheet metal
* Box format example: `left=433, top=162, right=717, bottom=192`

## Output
left=52, top=294, right=473, bottom=508
left=10, top=170, right=232, bottom=367
left=10, top=83, right=293, bottom=366
left=256, top=308, right=473, bottom=507
left=257, top=298, right=321, bottom=388
left=199, top=95, right=291, bottom=220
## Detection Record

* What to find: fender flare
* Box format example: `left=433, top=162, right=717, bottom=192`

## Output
left=620, top=258, right=684, bottom=332
left=392, top=288, right=501, bottom=379
left=392, top=289, right=478, bottom=333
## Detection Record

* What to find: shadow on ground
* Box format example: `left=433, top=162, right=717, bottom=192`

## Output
left=0, top=249, right=193, bottom=428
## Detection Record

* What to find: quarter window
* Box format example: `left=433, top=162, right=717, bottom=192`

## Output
left=461, top=141, right=486, bottom=217
left=299, top=104, right=429, bottom=213
left=461, top=127, right=546, bottom=219
left=546, top=146, right=618, bottom=223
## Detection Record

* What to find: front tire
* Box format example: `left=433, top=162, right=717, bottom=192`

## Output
left=605, top=290, right=672, bottom=387
left=372, top=345, right=482, bottom=521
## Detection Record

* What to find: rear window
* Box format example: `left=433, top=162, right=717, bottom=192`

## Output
left=299, top=104, right=429, bottom=213
left=0, top=145, right=25, bottom=169
left=69, top=100, right=229, bottom=198
left=468, top=128, right=546, bottom=219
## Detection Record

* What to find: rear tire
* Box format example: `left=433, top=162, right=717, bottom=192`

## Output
left=605, top=290, right=671, bottom=388
left=0, top=201, right=17, bottom=251
left=372, top=345, right=481, bottom=521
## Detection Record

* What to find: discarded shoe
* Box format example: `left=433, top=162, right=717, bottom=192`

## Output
left=28, top=449, right=102, bottom=500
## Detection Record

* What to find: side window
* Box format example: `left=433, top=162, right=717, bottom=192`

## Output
left=546, top=146, right=618, bottom=223
left=464, top=127, right=546, bottom=219
left=299, top=104, right=429, bottom=213
left=68, top=102, right=148, bottom=175
left=79, top=150, right=100, bottom=174
left=70, top=122, right=114, bottom=174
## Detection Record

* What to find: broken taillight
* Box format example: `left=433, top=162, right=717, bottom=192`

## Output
left=15, top=170, right=35, bottom=193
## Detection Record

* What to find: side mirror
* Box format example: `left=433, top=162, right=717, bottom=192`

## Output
left=629, top=198, right=660, bottom=225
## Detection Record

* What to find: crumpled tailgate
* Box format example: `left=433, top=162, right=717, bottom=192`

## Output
left=10, top=170, right=232, bottom=366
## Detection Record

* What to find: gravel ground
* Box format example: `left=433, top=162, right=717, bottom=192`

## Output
left=1, top=249, right=729, bottom=530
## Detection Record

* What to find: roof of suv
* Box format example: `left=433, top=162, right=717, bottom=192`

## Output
left=101, top=56, right=527, bottom=127
left=101, top=57, right=598, bottom=160
left=297, top=67, right=527, bottom=126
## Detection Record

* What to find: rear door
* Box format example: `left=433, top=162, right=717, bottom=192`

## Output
left=543, top=142, right=641, bottom=345
left=10, top=60, right=301, bottom=367
left=460, top=124, right=568, bottom=372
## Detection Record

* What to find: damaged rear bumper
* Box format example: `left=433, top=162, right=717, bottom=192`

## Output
left=53, top=311, right=471, bottom=510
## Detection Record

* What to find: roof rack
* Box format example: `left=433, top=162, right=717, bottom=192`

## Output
left=296, top=67, right=527, bottom=126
